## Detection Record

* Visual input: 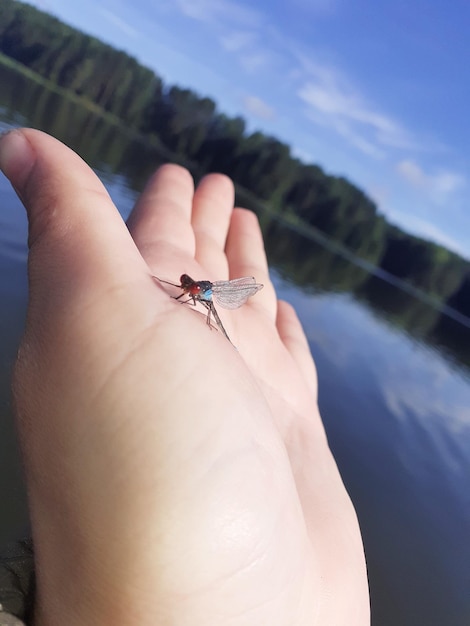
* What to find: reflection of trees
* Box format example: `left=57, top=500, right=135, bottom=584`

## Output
left=430, top=274, right=470, bottom=370
left=379, top=228, right=467, bottom=301
left=444, top=273, right=470, bottom=318
left=259, top=213, right=470, bottom=374
left=431, top=314, right=470, bottom=371
left=356, top=274, right=440, bottom=336
left=256, top=214, right=375, bottom=294
left=0, top=62, right=175, bottom=194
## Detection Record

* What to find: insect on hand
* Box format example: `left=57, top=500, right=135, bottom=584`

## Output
left=155, top=274, right=264, bottom=345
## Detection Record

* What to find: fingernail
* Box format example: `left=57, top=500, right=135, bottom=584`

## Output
left=0, top=128, right=35, bottom=185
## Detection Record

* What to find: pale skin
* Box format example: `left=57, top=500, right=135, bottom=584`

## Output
left=0, top=129, right=369, bottom=625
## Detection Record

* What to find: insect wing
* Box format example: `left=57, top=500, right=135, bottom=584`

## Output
left=212, top=276, right=263, bottom=309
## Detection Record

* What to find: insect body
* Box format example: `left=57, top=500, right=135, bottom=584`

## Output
left=156, top=274, right=263, bottom=344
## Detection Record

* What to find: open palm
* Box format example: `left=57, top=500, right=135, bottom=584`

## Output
left=1, top=129, right=369, bottom=626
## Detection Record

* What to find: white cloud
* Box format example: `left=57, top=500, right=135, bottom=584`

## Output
left=433, top=171, right=466, bottom=195
left=242, top=95, right=276, bottom=120
left=219, top=30, right=256, bottom=53
left=297, top=62, right=418, bottom=158
left=396, top=159, right=466, bottom=199
left=396, top=159, right=426, bottom=187
left=298, top=80, right=356, bottom=117
left=330, top=118, right=387, bottom=158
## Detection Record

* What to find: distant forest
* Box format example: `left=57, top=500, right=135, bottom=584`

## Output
left=1, top=0, right=469, bottom=317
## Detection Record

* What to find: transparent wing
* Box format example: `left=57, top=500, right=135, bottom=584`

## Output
left=211, top=276, right=263, bottom=309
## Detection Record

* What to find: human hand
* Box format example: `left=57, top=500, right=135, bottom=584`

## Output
left=0, top=129, right=369, bottom=625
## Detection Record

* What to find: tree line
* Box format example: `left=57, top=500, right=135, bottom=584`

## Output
left=1, top=0, right=469, bottom=319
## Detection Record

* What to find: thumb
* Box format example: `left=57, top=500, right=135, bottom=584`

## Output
left=0, top=128, right=149, bottom=319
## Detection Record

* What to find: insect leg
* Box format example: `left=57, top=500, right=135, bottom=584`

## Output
left=208, top=301, right=233, bottom=343
left=174, top=294, right=197, bottom=305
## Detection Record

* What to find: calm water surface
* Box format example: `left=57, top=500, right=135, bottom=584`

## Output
left=1, top=63, right=469, bottom=626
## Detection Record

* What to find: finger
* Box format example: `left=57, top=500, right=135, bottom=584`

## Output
left=0, top=129, right=148, bottom=309
left=276, top=300, right=318, bottom=401
left=225, top=208, right=277, bottom=316
left=191, top=173, right=234, bottom=276
left=127, top=164, right=196, bottom=265
left=225, top=208, right=268, bottom=277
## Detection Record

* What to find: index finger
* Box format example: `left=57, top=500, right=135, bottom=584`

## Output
left=127, top=163, right=196, bottom=266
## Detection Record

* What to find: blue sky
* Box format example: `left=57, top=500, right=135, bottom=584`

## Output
left=29, top=0, right=470, bottom=258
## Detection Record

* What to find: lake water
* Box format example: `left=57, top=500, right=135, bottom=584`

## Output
left=1, top=62, right=469, bottom=626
